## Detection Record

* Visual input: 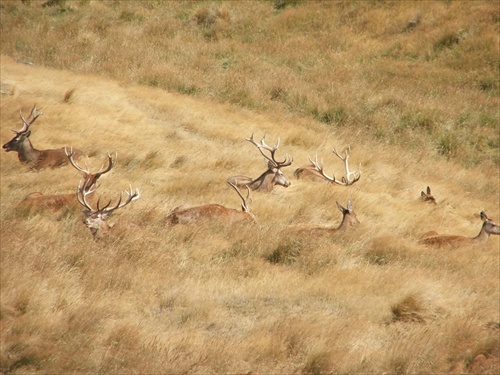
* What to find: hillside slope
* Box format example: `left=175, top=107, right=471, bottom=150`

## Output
left=1, top=52, right=499, bottom=374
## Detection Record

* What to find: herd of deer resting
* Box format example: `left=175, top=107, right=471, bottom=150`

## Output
left=3, top=104, right=500, bottom=244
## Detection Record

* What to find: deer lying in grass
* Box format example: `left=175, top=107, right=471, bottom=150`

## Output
left=2, top=104, right=86, bottom=170
left=77, top=180, right=140, bottom=240
left=17, top=148, right=116, bottom=214
left=227, top=133, right=293, bottom=192
left=420, top=186, right=436, bottom=204
left=418, top=211, right=500, bottom=247
left=294, top=146, right=361, bottom=186
left=290, top=200, right=360, bottom=235
left=165, top=182, right=255, bottom=225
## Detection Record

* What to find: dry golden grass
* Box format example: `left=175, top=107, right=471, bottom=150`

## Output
left=1, top=1, right=499, bottom=374
left=1, top=53, right=499, bottom=374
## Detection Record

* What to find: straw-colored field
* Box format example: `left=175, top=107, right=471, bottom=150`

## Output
left=1, top=1, right=499, bottom=374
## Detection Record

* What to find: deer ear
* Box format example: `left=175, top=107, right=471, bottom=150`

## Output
left=336, top=201, right=345, bottom=213
left=480, top=211, right=489, bottom=221
left=427, top=186, right=432, bottom=195
left=421, top=191, right=426, bottom=197
left=347, top=200, right=353, bottom=213
left=25, top=130, right=31, bottom=137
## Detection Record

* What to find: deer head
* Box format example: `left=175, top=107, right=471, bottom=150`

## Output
left=77, top=180, right=140, bottom=240
left=2, top=104, right=42, bottom=153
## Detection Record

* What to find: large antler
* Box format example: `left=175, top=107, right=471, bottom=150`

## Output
left=77, top=180, right=140, bottom=216
left=76, top=179, right=99, bottom=211
left=228, top=181, right=251, bottom=213
left=95, top=185, right=140, bottom=216
left=65, top=147, right=116, bottom=179
left=66, top=147, right=116, bottom=194
left=246, top=133, right=293, bottom=169
left=308, top=145, right=361, bottom=186
left=15, top=104, right=42, bottom=133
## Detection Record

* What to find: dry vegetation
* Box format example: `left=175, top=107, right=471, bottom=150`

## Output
left=1, top=1, right=499, bottom=374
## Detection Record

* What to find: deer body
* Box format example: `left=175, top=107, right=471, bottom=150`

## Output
left=291, top=201, right=360, bottom=235
left=16, top=149, right=115, bottom=214
left=166, top=182, right=255, bottom=225
left=2, top=105, right=86, bottom=170
left=293, top=166, right=329, bottom=182
left=419, top=212, right=500, bottom=247
left=166, top=204, right=255, bottom=225
left=17, top=191, right=79, bottom=213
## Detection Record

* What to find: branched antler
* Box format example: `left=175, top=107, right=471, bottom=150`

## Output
left=308, top=145, right=361, bottom=186
left=246, top=133, right=293, bottom=169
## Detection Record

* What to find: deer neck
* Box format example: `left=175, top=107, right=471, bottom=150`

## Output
left=472, top=222, right=492, bottom=242
left=337, top=216, right=350, bottom=231
left=248, top=170, right=274, bottom=192
left=18, top=138, right=40, bottom=164
left=91, top=222, right=112, bottom=240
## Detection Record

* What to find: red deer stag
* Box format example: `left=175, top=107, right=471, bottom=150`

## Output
left=227, top=133, right=293, bottom=192
left=16, top=148, right=115, bottom=214
left=291, top=200, right=360, bottom=235
left=2, top=104, right=86, bottom=170
left=77, top=181, right=140, bottom=240
left=166, top=182, right=255, bottom=225
left=294, top=146, right=361, bottom=186
left=418, top=211, right=500, bottom=247
left=420, top=186, right=436, bottom=204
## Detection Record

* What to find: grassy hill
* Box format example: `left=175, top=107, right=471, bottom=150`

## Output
left=1, top=1, right=499, bottom=374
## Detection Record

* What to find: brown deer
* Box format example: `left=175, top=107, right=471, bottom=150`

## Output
left=16, top=148, right=116, bottom=214
left=418, top=211, right=500, bottom=247
left=420, top=186, right=436, bottom=204
left=290, top=200, right=360, bottom=235
left=294, top=146, right=361, bottom=186
left=165, top=182, right=255, bottom=225
left=2, top=104, right=86, bottom=170
left=77, top=180, right=140, bottom=240
left=227, top=133, right=293, bottom=192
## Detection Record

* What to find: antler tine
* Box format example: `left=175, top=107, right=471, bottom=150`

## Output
left=228, top=181, right=251, bottom=212
left=102, top=185, right=140, bottom=215
left=97, top=196, right=113, bottom=212
left=96, top=151, right=117, bottom=176
left=246, top=133, right=292, bottom=168
left=309, top=154, right=338, bottom=183
left=18, top=104, right=42, bottom=133
left=76, top=179, right=95, bottom=211
left=65, top=146, right=90, bottom=174
left=332, top=145, right=361, bottom=185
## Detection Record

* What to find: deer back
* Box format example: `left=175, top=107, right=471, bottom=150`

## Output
left=166, top=204, right=255, bottom=225
left=294, top=166, right=330, bottom=182
left=17, top=192, right=77, bottom=214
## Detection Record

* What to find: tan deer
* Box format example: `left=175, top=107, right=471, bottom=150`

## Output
left=227, top=133, right=293, bottom=192
left=418, top=211, right=500, bottom=247
left=165, top=182, right=255, bottom=225
left=420, top=186, right=437, bottom=204
left=16, top=148, right=116, bottom=214
left=77, top=180, right=140, bottom=240
left=294, top=146, right=361, bottom=186
left=2, top=104, right=86, bottom=170
left=290, top=200, right=360, bottom=235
